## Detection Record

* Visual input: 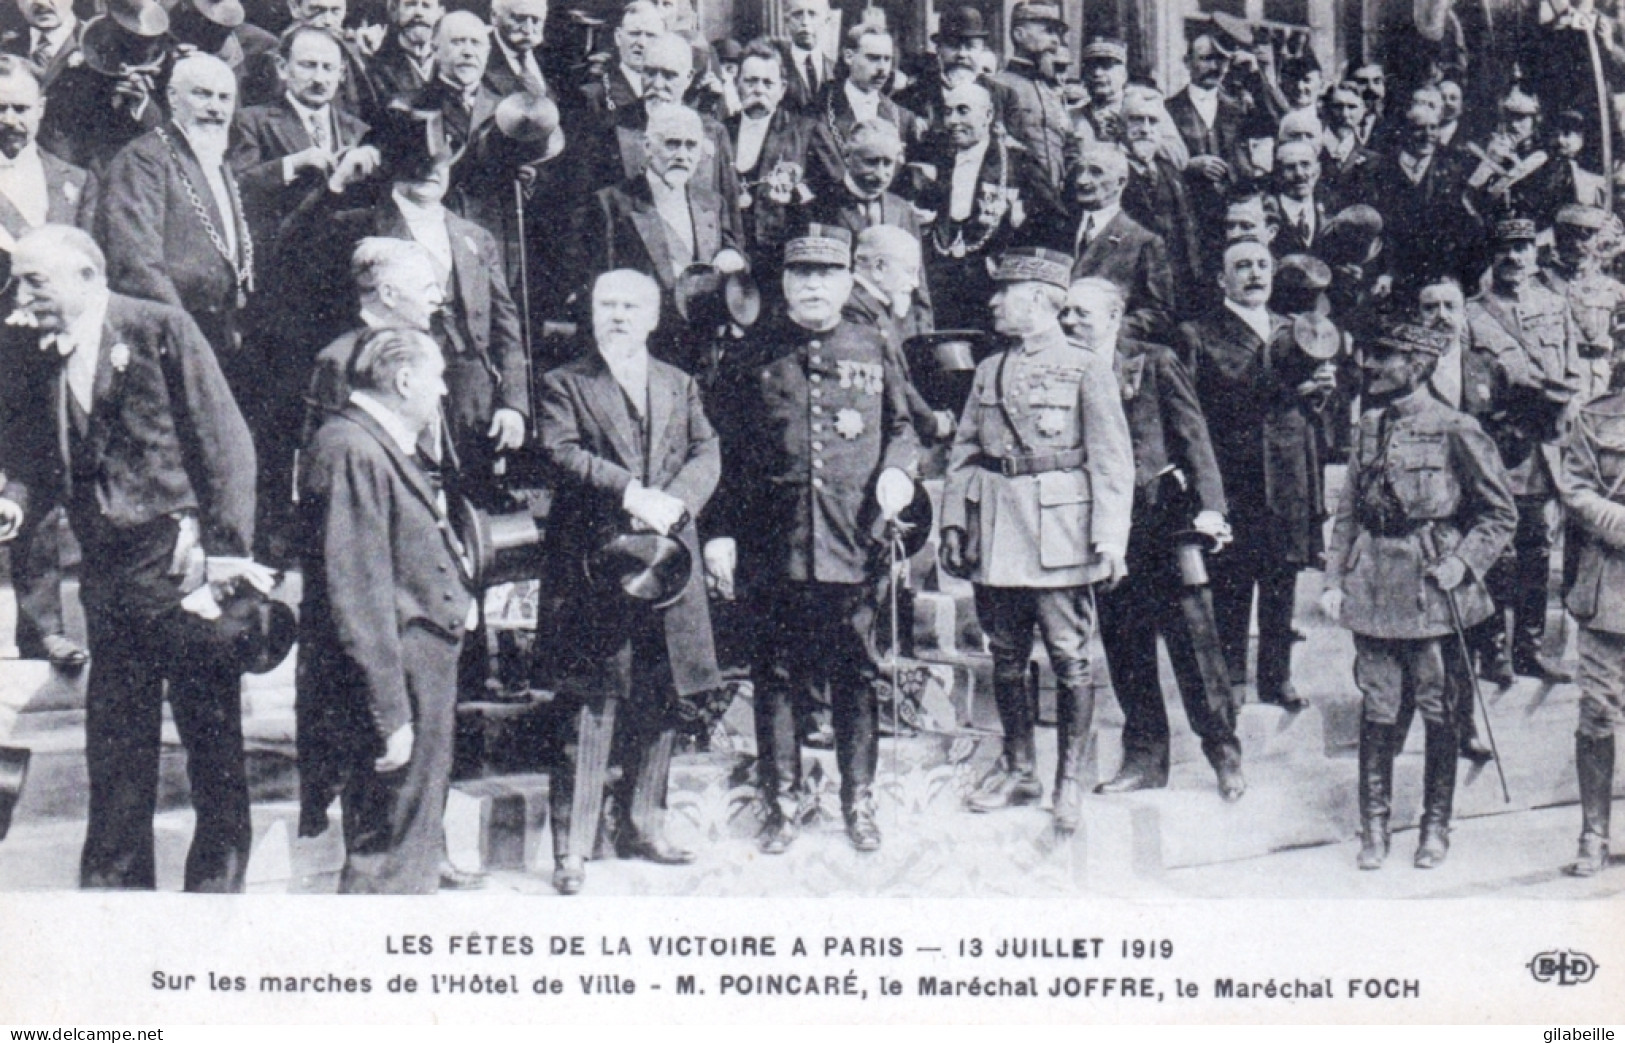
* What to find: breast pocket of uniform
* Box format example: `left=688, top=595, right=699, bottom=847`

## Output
left=1388, top=440, right=1456, bottom=519
left=1037, top=469, right=1093, bottom=569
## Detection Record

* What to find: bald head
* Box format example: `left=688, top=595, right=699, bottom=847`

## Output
left=436, top=10, right=490, bottom=86
left=168, top=54, right=237, bottom=139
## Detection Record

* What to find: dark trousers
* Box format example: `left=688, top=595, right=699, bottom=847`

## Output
left=77, top=519, right=250, bottom=891
left=751, top=581, right=878, bottom=808
left=338, top=625, right=459, bottom=894
left=8, top=503, right=66, bottom=656
left=1208, top=527, right=1298, bottom=699
left=550, top=610, right=680, bottom=860
left=1097, top=531, right=1238, bottom=761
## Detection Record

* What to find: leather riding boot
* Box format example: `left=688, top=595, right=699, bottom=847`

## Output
left=1052, top=683, right=1096, bottom=833
left=1566, top=734, right=1615, bottom=877
left=843, top=785, right=881, bottom=852
left=968, top=671, right=1043, bottom=812
left=1415, top=722, right=1457, bottom=869
left=1357, top=720, right=1396, bottom=870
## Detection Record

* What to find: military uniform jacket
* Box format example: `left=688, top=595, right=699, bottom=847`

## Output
left=1324, top=391, right=1517, bottom=640
left=1464, top=283, right=1580, bottom=497
left=1558, top=390, right=1625, bottom=634
left=941, top=326, right=1134, bottom=588
left=709, top=313, right=919, bottom=585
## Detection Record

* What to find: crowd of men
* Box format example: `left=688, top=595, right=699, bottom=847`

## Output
left=0, top=0, right=1620, bottom=895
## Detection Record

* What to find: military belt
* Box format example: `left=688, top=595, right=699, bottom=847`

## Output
left=977, top=448, right=1087, bottom=477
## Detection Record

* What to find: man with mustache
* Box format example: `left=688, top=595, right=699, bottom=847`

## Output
left=1179, top=238, right=1324, bottom=712
left=725, top=38, right=834, bottom=278
left=365, top=0, right=442, bottom=101
left=1463, top=218, right=1583, bottom=684
left=1, top=0, right=83, bottom=89
left=576, top=102, right=744, bottom=368
left=0, top=223, right=261, bottom=890
left=939, top=250, right=1133, bottom=830
left=1322, top=321, right=1515, bottom=871
left=0, top=55, right=96, bottom=670
left=991, top=0, right=1071, bottom=197
left=708, top=224, right=919, bottom=855
left=98, top=54, right=257, bottom=404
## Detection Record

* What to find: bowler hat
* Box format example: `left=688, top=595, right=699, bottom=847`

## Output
left=586, top=532, right=694, bottom=610
left=933, top=6, right=990, bottom=42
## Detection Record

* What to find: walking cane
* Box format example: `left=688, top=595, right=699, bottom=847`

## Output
left=1442, top=583, right=1513, bottom=804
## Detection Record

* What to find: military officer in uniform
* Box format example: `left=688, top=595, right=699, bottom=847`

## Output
left=1321, top=322, right=1516, bottom=871
left=708, top=224, right=920, bottom=855
left=1554, top=379, right=1625, bottom=877
left=1061, top=277, right=1245, bottom=802
left=1464, top=218, right=1583, bottom=683
left=940, top=248, right=1134, bottom=833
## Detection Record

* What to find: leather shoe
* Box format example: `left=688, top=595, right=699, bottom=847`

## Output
left=438, top=862, right=488, bottom=890
left=1514, top=652, right=1574, bottom=684
left=966, top=757, right=1043, bottom=812
left=42, top=635, right=88, bottom=671
left=1258, top=683, right=1308, bottom=712
left=844, top=802, right=881, bottom=852
left=757, top=806, right=798, bottom=855
left=619, top=835, right=695, bottom=865
left=552, top=857, right=585, bottom=895
left=1094, top=763, right=1167, bottom=795
left=1215, top=761, right=1248, bottom=803
left=1458, top=736, right=1494, bottom=765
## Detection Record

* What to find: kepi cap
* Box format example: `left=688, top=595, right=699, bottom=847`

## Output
left=992, top=246, right=1071, bottom=289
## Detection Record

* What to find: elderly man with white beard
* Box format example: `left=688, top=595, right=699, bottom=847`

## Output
left=98, top=54, right=257, bottom=402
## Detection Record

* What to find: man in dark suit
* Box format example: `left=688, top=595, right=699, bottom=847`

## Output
left=0, top=224, right=260, bottom=890
left=575, top=103, right=745, bottom=374
left=536, top=268, right=722, bottom=895
left=1179, top=238, right=1329, bottom=711
left=779, top=0, right=834, bottom=115
left=97, top=54, right=256, bottom=397
left=725, top=38, right=835, bottom=278
left=230, top=26, right=369, bottom=261
left=0, top=56, right=96, bottom=667
left=1, top=0, right=83, bottom=90
left=296, top=326, right=474, bottom=894
left=283, top=104, right=528, bottom=507
left=918, top=81, right=1057, bottom=332
left=1058, top=140, right=1174, bottom=343
left=1063, top=277, right=1245, bottom=801
left=364, top=0, right=441, bottom=103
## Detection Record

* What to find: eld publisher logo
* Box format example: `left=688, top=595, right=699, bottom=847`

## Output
left=1529, top=951, right=1599, bottom=986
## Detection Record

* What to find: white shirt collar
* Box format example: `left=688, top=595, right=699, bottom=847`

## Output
left=349, top=390, right=422, bottom=455
left=1224, top=299, right=1273, bottom=344
left=620, top=62, right=643, bottom=96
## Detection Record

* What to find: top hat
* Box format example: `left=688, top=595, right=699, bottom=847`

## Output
left=674, top=262, right=761, bottom=327
left=80, top=3, right=170, bottom=76
left=784, top=223, right=852, bottom=268
left=993, top=246, right=1071, bottom=288
left=1317, top=204, right=1384, bottom=268
left=585, top=532, right=694, bottom=610
left=933, top=6, right=990, bottom=42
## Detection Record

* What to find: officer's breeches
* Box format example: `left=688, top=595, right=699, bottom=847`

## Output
left=1353, top=635, right=1450, bottom=727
